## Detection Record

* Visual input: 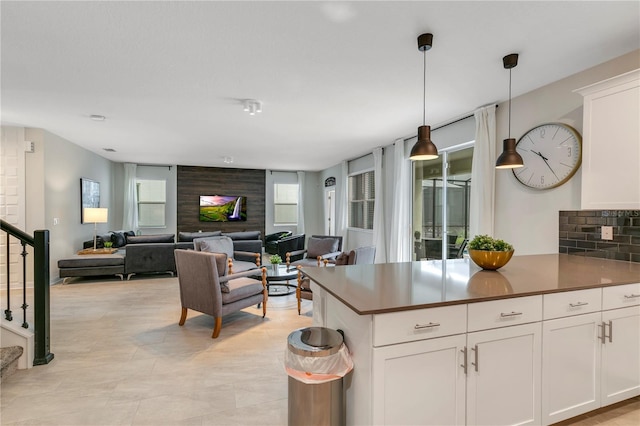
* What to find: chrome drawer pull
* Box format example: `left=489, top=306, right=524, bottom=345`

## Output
left=599, top=322, right=606, bottom=344
left=624, top=294, right=640, bottom=299
left=471, top=345, right=479, bottom=372
left=460, top=347, right=468, bottom=375
left=608, top=320, right=613, bottom=343
left=414, top=322, right=440, bottom=330
left=500, top=311, right=523, bottom=318
left=569, top=302, right=589, bottom=307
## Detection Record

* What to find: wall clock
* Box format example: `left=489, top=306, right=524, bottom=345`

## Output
left=512, top=123, right=582, bottom=189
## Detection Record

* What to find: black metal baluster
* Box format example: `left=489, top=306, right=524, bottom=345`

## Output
left=5, top=232, right=12, bottom=321
left=21, top=241, right=29, bottom=328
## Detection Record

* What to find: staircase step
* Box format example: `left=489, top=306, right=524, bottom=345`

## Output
left=0, top=346, right=24, bottom=380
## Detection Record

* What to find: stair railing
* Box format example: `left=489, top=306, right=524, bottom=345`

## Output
left=1, top=219, right=54, bottom=365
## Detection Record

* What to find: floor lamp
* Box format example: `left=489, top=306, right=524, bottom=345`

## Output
left=84, top=207, right=109, bottom=250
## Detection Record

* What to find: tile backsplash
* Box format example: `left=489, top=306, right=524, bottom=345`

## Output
left=559, top=210, right=640, bottom=263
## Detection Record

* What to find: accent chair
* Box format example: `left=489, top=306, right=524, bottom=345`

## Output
left=174, top=249, right=267, bottom=338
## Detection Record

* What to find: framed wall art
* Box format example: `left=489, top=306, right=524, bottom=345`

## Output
left=80, top=178, right=100, bottom=223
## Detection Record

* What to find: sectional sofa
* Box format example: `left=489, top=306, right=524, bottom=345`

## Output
left=58, top=230, right=263, bottom=281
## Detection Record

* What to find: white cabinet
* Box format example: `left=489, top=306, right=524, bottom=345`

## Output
left=576, top=69, right=640, bottom=209
left=467, top=322, right=541, bottom=426
left=542, top=312, right=602, bottom=425
left=541, top=285, right=640, bottom=425
left=372, top=334, right=466, bottom=425
left=600, top=305, right=640, bottom=405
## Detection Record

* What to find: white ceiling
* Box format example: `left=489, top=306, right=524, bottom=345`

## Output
left=2, top=1, right=639, bottom=171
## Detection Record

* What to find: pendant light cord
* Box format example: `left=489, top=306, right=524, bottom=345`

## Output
left=423, top=49, right=427, bottom=126
left=508, top=68, right=512, bottom=139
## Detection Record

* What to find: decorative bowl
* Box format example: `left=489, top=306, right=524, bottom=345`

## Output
left=468, top=249, right=514, bottom=270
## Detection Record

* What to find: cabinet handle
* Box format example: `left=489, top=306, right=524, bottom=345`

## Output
left=460, top=347, right=468, bottom=375
left=500, top=311, right=523, bottom=318
left=599, top=322, right=606, bottom=344
left=471, top=345, right=479, bottom=372
left=414, top=322, right=440, bottom=330
left=569, top=301, right=589, bottom=307
left=608, top=320, right=613, bottom=343
left=624, top=294, right=640, bottom=299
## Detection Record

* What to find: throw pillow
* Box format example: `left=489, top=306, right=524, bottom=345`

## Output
left=198, top=236, right=234, bottom=259
left=110, top=232, right=127, bottom=248
left=334, top=252, right=350, bottom=265
left=307, top=237, right=340, bottom=259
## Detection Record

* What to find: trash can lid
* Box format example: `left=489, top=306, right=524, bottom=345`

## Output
left=288, top=327, right=344, bottom=357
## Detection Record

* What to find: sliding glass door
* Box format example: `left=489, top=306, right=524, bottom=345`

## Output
left=412, top=143, right=473, bottom=261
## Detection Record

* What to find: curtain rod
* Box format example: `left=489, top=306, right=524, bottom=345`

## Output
left=137, top=164, right=172, bottom=170
left=404, top=104, right=498, bottom=142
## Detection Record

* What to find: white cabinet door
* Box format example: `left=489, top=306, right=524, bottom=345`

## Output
left=601, top=305, right=640, bottom=406
left=372, top=334, right=466, bottom=426
left=542, top=312, right=601, bottom=425
left=467, top=323, right=541, bottom=426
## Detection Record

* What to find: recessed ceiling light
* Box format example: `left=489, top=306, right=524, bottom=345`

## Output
left=103, top=148, right=116, bottom=152
left=90, top=114, right=106, bottom=121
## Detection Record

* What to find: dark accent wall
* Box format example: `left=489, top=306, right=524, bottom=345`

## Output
left=559, top=210, right=640, bottom=263
left=177, top=166, right=265, bottom=239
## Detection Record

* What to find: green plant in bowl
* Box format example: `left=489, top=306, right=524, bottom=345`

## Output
left=468, top=235, right=514, bottom=270
left=269, top=254, right=282, bottom=265
left=103, top=241, right=113, bottom=249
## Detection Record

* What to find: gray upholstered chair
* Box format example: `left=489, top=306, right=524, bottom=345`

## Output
left=286, top=235, right=343, bottom=268
left=296, top=246, right=375, bottom=314
left=193, top=235, right=260, bottom=273
left=174, top=249, right=267, bottom=338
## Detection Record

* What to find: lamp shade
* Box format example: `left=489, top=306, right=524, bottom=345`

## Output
left=495, top=138, right=524, bottom=169
left=409, top=125, right=439, bottom=161
left=83, top=207, right=108, bottom=223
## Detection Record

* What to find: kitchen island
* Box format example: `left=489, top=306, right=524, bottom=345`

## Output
left=302, top=254, right=640, bottom=426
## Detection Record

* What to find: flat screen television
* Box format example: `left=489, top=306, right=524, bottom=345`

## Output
left=199, top=195, right=247, bottom=222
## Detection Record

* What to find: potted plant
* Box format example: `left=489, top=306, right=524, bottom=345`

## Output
left=269, top=254, right=282, bottom=272
left=468, top=234, right=514, bottom=270
left=103, top=241, right=113, bottom=249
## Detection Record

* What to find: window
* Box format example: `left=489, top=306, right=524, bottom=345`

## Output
left=349, top=170, right=375, bottom=230
left=274, top=183, right=298, bottom=225
left=137, top=179, right=166, bottom=227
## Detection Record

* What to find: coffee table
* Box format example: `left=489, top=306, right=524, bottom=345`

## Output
left=264, top=264, right=298, bottom=296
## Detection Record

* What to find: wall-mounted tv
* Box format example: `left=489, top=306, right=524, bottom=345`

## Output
left=199, top=195, right=247, bottom=222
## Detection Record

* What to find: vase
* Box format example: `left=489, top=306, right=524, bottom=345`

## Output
left=271, top=264, right=279, bottom=272
left=468, top=249, right=514, bottom=270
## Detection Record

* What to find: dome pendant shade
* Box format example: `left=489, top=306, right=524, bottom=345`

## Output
left=495, top=138, right=524, bottom=169
left=409, top=125, right=439, bottom=161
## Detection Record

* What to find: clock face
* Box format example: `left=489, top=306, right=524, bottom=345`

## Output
left=512, top=123, right=582, bottom=189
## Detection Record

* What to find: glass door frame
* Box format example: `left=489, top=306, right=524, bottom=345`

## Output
left=413, top=140, right=474, bottom=261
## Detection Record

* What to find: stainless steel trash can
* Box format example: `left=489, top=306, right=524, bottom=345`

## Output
left=286, top=327, right=352, bottom=426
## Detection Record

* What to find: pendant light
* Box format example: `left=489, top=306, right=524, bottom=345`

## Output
left=495, top=53, right=524, bottom=169
left=409, top=33, right=438, bottom=161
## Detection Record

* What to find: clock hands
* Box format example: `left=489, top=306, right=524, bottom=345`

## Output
left=530, top=150, right=560, bottom=182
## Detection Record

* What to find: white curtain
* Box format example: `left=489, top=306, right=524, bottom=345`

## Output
left=388, top=139, right=412, bottom=262
left=122, top=163, right=138, bottom=231
left=296, top=171, right=305, bottom=235
left=372, top=147, right=387, bottom=263
left=336, top=160, right=349, bottom=249
left=469, top=105, right=497, bottom=238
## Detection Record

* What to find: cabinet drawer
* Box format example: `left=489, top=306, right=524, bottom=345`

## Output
left=543, top=288, right=602, bottom=320
left=373, top=304, right=466, bottom=347
left=468, top=295, right=542, bottom=332
left=603, top=283, right=640, bottom=310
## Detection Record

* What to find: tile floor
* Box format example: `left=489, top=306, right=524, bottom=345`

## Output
left=1, top=275, right=312, bottom=425
left=1, top=275, right=639, bottom=425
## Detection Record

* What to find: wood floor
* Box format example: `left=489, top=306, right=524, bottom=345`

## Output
left=1, top=275, right=638, bottom=425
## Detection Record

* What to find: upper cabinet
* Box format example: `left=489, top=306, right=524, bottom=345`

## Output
left=576, top=69, right=640, bottom=210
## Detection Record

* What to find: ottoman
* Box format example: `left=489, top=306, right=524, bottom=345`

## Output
left=58, top=253, right=125, bottom=283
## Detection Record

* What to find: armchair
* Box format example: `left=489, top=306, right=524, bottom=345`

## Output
left=264, top=231, right=293, bottom=255
left=193, top=236, right=260, bottom=274
left=174, top=249, right=267, bottom=338
left=270, top=233, right=305, bottom=262
left=287, top=235, right=343, bottom=268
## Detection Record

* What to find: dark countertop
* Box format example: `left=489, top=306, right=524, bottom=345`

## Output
left=301, top=254, right=640, bottom=315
